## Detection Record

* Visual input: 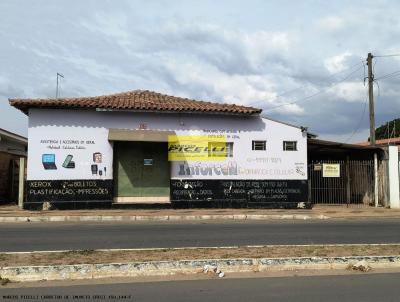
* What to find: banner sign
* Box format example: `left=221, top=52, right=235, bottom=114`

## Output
left=322, top=164, right=340, bottom=177
left=168, top=135, right=227, bottom=161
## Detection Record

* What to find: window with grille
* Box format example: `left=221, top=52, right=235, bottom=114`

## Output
left=252, top=140, right=266, bottom=151
left=283, top=141, right=297, bottom=151
left=225, top=142, right=234, bottom=157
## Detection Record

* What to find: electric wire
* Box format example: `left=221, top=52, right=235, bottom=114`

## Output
left=374, top=54, right=400, bottom=58
left=344, top=86, right=369, bottom=143
left=250, top=60, right=364, bottom=107
left=263, top=64, right=364, bottom=112
left=251, top=53, right=397, bottom=141
left=375, top=70, right=400, bottom=81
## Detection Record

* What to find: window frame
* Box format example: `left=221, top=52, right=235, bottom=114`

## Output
left=225, top=142, right=234, bottom=157
left=252, top=140, right=266, bottom=151
left=283, top=140, right=298, bottom=151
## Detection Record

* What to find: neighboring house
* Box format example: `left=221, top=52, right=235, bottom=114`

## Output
left=0, top=128, right=27, bottom=203
left=357, top=137, right=400, bottom=150
left=10, top=90, right=309, bottom=209
left=307, top=138, right=384, bottom=206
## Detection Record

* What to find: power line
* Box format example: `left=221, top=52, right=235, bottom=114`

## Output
left=374, top=53, right=400, bottom=58
left=375, top=70, right=400, bottom=81
left=262, top=64, right=364, bottom=112
left=251, top=61, right=364, bottom=107
left=374, top=80, right=381, bottom=98
left=344, top=86, right=369, bottom=143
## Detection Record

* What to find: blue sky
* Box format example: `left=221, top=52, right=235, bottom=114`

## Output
left=1, top=0, right=400, bottom=142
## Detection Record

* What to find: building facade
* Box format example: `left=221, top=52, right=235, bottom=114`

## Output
left=10, top=90, right=308, bottom=209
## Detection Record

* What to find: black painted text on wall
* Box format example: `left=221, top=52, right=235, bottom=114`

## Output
left=170, top=179, right=308, bottom=208
left=26, top=180, right=113, bottom=203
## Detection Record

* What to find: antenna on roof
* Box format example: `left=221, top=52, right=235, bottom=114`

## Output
left=56, top=73, right=64, bottom=99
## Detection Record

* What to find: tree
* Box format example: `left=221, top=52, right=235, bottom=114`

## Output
left=375, top=118, right=400, bottom=140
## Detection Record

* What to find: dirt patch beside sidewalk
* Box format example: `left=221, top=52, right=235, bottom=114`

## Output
left=1, top=244, right=400, bottom=267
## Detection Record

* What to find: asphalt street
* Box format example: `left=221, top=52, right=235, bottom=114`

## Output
left=2, top=273, right=400, bottom=302
left=1, top=219, right=400, bottom=252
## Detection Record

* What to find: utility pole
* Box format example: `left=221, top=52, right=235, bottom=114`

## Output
left=367, top=53, right=376, bottom=145
left=367, top=53, right=379, bottom=207
left=56, top=73, right=64, bottom=99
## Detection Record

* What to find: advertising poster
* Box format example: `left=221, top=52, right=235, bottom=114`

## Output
left=322, top=164, right=341, bottom=178
left=27, top=126, right=113, bottom=202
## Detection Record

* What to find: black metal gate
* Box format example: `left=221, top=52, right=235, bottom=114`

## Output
left=308, top=160, right=375, bottom=205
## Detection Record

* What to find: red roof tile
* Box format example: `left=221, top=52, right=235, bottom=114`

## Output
left=9, top=90, right=262, bottom=116
left=357, top=137, right=400, bottom=146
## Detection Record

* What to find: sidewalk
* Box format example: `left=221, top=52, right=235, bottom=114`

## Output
left=0, top=204, right=400, bottom=222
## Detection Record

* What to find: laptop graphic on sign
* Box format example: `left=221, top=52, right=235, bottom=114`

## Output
left=42, top=154, right=57, bottom=170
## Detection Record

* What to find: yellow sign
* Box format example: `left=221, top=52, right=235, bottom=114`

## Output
left=322, top=164, right=340, bottom=177
left=168, top=135, right=227, bottom=161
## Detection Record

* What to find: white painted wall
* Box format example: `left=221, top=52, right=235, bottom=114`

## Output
left=388, top=146, right=400, bottom=208
left=28, top=109, right=307, bottom=181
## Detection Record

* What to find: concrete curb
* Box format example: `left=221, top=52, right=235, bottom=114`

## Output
left=1, top=255, right=400, bottom=282
left=0, top=214, right=331, bottom=223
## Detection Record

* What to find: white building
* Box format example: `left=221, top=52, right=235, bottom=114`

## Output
left=10, top=90, right=308, bottom=209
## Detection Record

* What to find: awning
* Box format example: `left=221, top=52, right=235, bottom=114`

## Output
left=108, top=129, right=176, bottom=142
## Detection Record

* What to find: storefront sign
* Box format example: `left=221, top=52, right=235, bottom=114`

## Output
left=322, top=164, right=340, bottom=177
left=168, top=135, right=227, bottom=161
left=28, top=126, right=113, bottom=181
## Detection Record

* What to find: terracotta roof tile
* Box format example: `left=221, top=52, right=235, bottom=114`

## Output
left=357, top=137, right=400, bottom=146
left=9, top=90, right=262, bottom=116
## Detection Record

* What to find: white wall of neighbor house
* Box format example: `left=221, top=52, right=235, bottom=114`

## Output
left=388, top=146, right=400, bottom=208
left=27, top=109, right=307, bottom=181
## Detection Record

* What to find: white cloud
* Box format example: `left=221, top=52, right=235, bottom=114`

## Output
left=317, top=16, right=345, bottom=32
left=328, top=82, right=366, bottom=102
left=80, top=12, right=132, bottom=48
left=163, top=59, right=278, bottom=106
left=1, top=0, right=400, bottom=140
left=324, top=51, right=352, bottom=73
left=241, top=31, right=291, bottom=70
left=273, top=103, right=304, bottom=115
